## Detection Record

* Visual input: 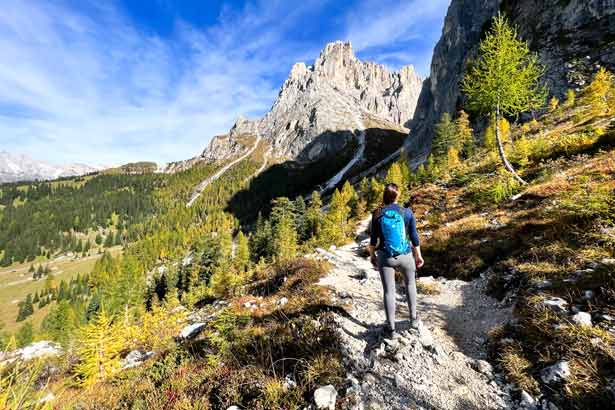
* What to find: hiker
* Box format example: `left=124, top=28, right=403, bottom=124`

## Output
left=368, top=183, right=424, bottom=337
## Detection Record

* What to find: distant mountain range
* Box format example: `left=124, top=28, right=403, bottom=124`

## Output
left=0, top=151, right=110, bottom=183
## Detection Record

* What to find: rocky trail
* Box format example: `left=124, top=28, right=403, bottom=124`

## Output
left=186, top=131, right=262, bottom=207
left=316, top=219, right=515, bottom=410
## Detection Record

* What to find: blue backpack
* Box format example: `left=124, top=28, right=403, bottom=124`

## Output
left=380, top=208, right=409, bottom=257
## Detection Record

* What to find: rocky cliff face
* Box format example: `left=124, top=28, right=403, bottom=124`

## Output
left=407, top=0, right=615, bottom=161
left=169, top=41, right=423, bottom=171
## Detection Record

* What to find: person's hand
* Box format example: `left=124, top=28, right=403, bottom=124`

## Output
left=370, top=254, right=378, bottom=268
left=415, top=254, right=425, bottom=269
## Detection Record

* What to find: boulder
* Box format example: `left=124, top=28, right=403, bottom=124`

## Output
left=16, top=341, right=62, bottom=361
left=542, top=297, right=568, bottom=314
left=277, top=297, right=289, bottom=306
left=394, top=373, right=404, bottom=387
left=121, top=350, right=154, bottom=369
left=179, top=322, right=207, bottom=339
left=520, top=390, right=536, bottom=408
left=600, top=258, right=615, bottom=267
left=314, top=385, right=337, bottom=410
left=283, top=375, right=297, bottom=391
left=419, top=328, right=434, bottom=349
left=580, top=290, right=594, bottom=301
left=471, top=359, right=494, bottom=377
left=536, top=280, right=553, bottom=290
left=571, top=312, right=592, bottom=327
left=541, top=361, right=571, bottom=384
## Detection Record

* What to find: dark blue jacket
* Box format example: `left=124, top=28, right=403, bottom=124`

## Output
left=370, top=204, right=420, bottom=251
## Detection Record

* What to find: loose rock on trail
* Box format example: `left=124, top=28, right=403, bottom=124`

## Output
left=316, top=218, right=514, bottom=410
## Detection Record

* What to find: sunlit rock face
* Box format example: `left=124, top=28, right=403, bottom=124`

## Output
left=168, top=41, right=423, bottom=171
left=407, top=0, right=615, bottom=162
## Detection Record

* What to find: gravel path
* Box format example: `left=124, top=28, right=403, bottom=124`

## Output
left=317, top=219, right=514, bottom=410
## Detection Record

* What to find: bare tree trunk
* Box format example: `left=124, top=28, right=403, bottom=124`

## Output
left=495, top=105, right=527, bottom=185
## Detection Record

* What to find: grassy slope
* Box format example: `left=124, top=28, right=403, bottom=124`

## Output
left=409, top=106, right=614, bottom=409
left=0, top=246, right=122, bottom=332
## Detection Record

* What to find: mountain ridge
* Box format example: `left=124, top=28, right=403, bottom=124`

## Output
left=166, top=41, right=423, bottom=174
left=0, top=151, right=110, bottom=183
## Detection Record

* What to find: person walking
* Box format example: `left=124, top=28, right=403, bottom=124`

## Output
left=368, top=183, right=424, bottom=338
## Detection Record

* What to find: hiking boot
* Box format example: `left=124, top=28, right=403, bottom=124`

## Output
left=410, top=317, right=422, bottom=331
left=382, top=326, right=396, bottom=340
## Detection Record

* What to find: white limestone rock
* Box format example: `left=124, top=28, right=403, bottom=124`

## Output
left=571, top=311, right=592, bottom=327
left=314, top=384, right=338, bottom=410
left=541, top=361, right=571, bottom=384
left=179, top=322, right=207, bottom=339
left=542, top=297, right=568, bottom=314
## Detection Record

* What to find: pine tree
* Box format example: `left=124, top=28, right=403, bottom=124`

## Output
left=397, top=153, right=412, bottom=187
left=273, top=214, right=298, bottom=261
left=293, top=196, right=309, bottom=241
left=41, top=300, right=77, bottom=345
left=15, top=322, right=33, bottom=348
left=270, top=197, right=295, bottom=228
left=455, top=110, right=475, bottom=157
left=580, top=68, right=615, bottom=117
left=447, top=147, right=461, bottom=169
left=234, top=231, right=250, bottom=273
left=385, top=163, right=405, bottom=188
left=366, top=178, right=384, bottom=211
left=425, top=155, right=440, bottom=180
left=512, top=135, right=531, bottom=168
left=75, top=311, right=123, bottom=386
left=564, top=89, right=576, bottom=108
left=16, top=294, right=34, bottom=322
left=305, top=191, right=324, bottom=241
left=432, top=112, right=457, bottom=161
left=251, top=213, right=274, bottom=260
left=321, top=189, right=350, bottom=245
left=549, top=96, right=559, bottom=112
left=461, top=14, right=547, bottom=184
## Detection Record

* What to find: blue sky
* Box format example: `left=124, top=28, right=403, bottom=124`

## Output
left=0, top=0, right=450, bottom=165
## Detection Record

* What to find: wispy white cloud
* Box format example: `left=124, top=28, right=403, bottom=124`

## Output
left=0, top=0, right=326, bottom=165
left=0, top=0, right=449, bottom=165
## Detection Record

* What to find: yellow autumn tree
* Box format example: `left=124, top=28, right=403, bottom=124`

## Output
left=580, top=68, right=615, bottom=117
left=455, top=110, right=475, bottom=157
left=564, top=89, right=576, bottom=108
left=549, top=96, right=559, bottom=112
left=125, top=297, right=186, bottom=351
left=75, top=311, right=123, bottom=387
left=320, top=189, right=350, bottom=246
left=234, top=231, right=250, bottom=273
left=447, top=147, right=461, bottom=169
left=273, top=214, right=298, bottom=261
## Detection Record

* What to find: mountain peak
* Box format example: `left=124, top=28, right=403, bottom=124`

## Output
left=192, top=40, right=424, bottom=165
left=0, top=151, right=108, bottom=183
left=317, top=41, right=354, bottom=62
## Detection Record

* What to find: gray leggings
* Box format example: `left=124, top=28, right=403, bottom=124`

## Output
left=378, top=251, right=417, bottom=331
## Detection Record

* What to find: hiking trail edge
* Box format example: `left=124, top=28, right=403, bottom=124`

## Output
left=316, top=218, right=515, bottom=410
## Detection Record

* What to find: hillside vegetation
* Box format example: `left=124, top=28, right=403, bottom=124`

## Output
left=1, top=19, right=615, bottom=410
